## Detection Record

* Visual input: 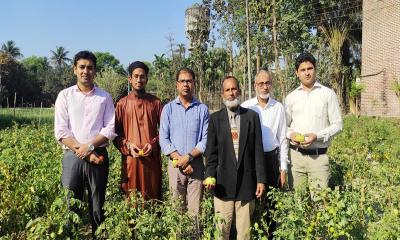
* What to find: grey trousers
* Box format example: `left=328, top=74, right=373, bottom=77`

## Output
left=61, top=148, right=109, bottom=236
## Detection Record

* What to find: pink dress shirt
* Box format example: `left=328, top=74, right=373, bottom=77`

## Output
left=54, top=85, right=116, bottom=147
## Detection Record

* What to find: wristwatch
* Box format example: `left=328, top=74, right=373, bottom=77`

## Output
left=188, top=153, right=194, bottom=162
left=88, top=143, right=95, bottom=153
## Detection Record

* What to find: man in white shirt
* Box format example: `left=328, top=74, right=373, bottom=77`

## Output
left=242, top=69, right=287, bottom=239
left=285, top=52, right=342, bottom=192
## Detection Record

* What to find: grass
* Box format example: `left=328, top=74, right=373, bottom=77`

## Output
left=0, top=107, right=54, bottom=129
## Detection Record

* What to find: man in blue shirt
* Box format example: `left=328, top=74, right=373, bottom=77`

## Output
left=159, top=67, right=209, bottom=217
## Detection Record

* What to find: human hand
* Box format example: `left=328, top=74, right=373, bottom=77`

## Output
left=279, top=170, right=287, bottom=188
left=120, top=182, right=128, bottom=194
left=75, top=143, right=90, bottom=159
left=177, top=155, right=190, bottom=168
left=203, top=177, right=216, bottom=190
left=301, top=133, right=317, bottom=148
left=127, top=142, right=141, bottom=158
left=87, top=152, right=104, bottom=165
left=255, top=183, right=265, bottom=198
left=290, top=132, right=304, bottom=146
left=182, top=164, right=193, bottom=175
left=141, top=143, right=152, bottom=157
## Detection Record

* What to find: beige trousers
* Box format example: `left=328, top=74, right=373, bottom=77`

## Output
left=168, top=161, right=203, bottom=216
left=289, top=149, right=330, bottom=192
left=214, top=197, right=255, bottom=240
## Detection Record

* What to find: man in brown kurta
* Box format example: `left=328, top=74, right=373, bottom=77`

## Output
left=113, top=61, right=162, bottom=200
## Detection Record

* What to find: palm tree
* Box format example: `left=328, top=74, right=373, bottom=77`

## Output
left=1, top=40, right=23, bottom=59
left=177, top=43, right=186, bottom=59
left=50, top=46, right=71, bottom=68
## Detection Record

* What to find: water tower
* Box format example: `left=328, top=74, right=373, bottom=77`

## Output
left=185, top=4, right=210, bottom=51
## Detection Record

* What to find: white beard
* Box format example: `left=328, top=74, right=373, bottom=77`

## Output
left=223, top=98, right=241, bottom=110
left=257, top=92, right=270, bottom=99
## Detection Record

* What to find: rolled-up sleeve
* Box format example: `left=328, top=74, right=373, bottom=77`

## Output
left=54, top=91, right=74, bottom=141
left=278, top=105, right=288, bottom=170
left=194, top=107, right=209, bottom=153
left=159, top=104, right=177, bottom=155
left=316, top=91, right=343, bottom=142
left=99, top=94, right=117, bottom=140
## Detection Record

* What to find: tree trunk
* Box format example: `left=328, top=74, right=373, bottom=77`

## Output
left=245, top=0, right=252, bottom=99
left=272, top=0, right=286, bottom=99
left=256, top=48, right=261, bottom=73
left=227, top=38, right=233, bottom=76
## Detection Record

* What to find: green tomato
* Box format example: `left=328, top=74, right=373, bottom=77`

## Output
left=294, top=134, right=305, bottom=142
left=172, top=159, right=179, bottom=168
left=204, top=177, right=216, bottom=185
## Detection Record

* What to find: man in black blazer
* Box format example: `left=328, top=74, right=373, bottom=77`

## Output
left=204, top=76, right=266, bottom=240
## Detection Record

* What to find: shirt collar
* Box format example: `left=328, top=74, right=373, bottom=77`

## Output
left=173, top=96, right=199, bottom=107
left=296, top=81, right=322, bottom=91
left=250, top=96, right=277, bottom=109
left=73, top=84, right=97, bottom=95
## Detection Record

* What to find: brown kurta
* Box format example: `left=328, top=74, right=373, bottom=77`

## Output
left=113, top=92, right=162, bottom=200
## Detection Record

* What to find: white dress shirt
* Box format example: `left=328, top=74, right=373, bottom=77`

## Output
left=284, top=82, right=343, bottom=149
left=54, top=85, right=117, bottom=147
left=242, top=97, right=288, bottom=171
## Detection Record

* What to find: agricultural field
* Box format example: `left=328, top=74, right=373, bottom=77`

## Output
left=0, top=109, right=399, bottom=239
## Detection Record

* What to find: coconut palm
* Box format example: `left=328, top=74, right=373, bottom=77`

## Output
left=320, top=24, right=349, bottom=111
left=0, top=40, right=23, bottom=59
left=50, top=46, right=71, bottom=68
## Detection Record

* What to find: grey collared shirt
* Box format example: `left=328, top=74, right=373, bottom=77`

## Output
left=227, top=107, right=240, bottom=136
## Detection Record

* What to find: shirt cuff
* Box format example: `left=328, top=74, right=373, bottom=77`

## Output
left=99, top=129, right=117, bottom=141
left=316, top=132, right=328, bottom=143
left=194, top=143, right=205, bottom=154
left=163, top=145, right=177, bottom=156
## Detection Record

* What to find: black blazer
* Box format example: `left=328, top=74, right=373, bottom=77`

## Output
left=205, top=106, right=266, bottom=201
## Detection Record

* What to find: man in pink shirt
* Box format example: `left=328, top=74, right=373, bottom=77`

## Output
left=54, top=51, right=116, bottom=237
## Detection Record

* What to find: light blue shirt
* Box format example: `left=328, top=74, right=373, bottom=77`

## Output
left=159, top=96, right=209, bottom=156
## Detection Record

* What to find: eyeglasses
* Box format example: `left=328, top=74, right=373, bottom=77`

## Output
left=177, top=79, right=194, bottom=84
left=256, top=81, right=272, bottom=87
left=132, top=74, right=146, bottom=80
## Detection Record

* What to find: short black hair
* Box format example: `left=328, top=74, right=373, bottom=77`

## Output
left=73, top=51, right=97, bottom=68
left=128, top=61, right=149, bottom=76
left=295, top=52, right=316, bottom=70
left=176, top=67, right=195, bottom=82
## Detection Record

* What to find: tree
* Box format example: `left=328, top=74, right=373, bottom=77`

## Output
left=0, top=53, right=38, bottom=107
left=21, top=56, right=51, bottom=105
left=94, top=52, right=125, bottom=75
left=22, top=56, right=50, bottom=74
left=150, top=54, right=174, bottom=103
left=320, top=24, right=349, bottom=111
left=50, top=46, right=70, bottom=68
left=349, top=80, right=364, bottom=115
left=95, top=67, right=127, bottom=103
left=1, top=40, right=23, bottom=59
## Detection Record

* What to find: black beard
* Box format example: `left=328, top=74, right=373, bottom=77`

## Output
left=134, top=88, right=146, bottom=94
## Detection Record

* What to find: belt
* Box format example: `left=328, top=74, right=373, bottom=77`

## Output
left=289, top=145, right=327, bottom=155
left=65, top=146, right=107, bottom=153
left=264, top=147, right=279, bottom=156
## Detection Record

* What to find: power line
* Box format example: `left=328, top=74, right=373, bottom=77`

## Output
left=303, top=0, right=362, bottom=13
left=295, top=5, right=362, bottom=22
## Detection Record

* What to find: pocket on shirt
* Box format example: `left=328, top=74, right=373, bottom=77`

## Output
left=314, top=102, right=327, bottom=119
left=90, top=97, right=107, bottom=116
left=188, top=118, right=201, bottom=133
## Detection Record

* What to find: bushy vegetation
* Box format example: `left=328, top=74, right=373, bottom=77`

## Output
left=0, top=115, right=399, bottom=239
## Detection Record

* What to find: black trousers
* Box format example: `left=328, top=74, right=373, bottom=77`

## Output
left=263, top=148, right=280, bottom=240
left=61, top=148, right=109, bottom=237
